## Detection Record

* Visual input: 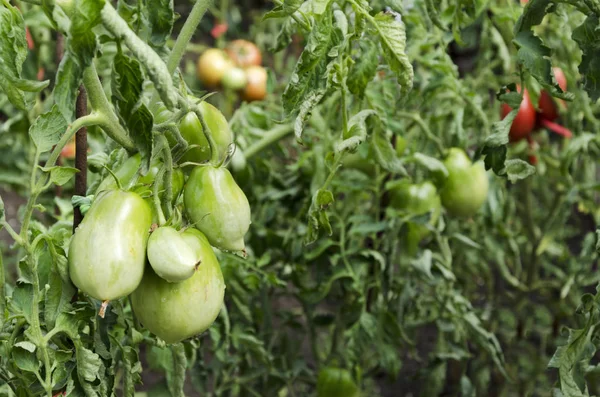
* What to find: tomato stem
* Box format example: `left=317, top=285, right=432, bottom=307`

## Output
left=243, top=124, right=294, bottom=160
left=99, top=300, right=109, bottom=319
left=539, top=118, right=573, bottom=138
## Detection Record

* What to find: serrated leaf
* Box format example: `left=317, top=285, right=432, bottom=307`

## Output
left=76, top=344, right=101, bottom=383
left=54, top=53, right=83, bottom=121
left=371, top=129, right=406, bottom=175
left=572, top=16, right=600, bottom=101
left=45, top=268, right=75, bottom=329
left=504, top=159, right=536, bottom=183
left=0, top=2, right=39, bottom=110
left=263, top=0, right=302, bottom=20
left=294, top=90, right=325, bottom=142
left=373, top=11, right=413, bottom=95
left=40, top=166, right=79, bottom=186
left=145, top=0, right=174, bottom=48
left=283, top=9, right=334, bottom=113
left=29, top=106, right=68, bottom=153
left=112, top=51, right=153, bottom=165
left=347, top=41, right=378, bottom=98
left=412, top=153, right=448, bottom=183
left=12, top=346, right=40, bottom=373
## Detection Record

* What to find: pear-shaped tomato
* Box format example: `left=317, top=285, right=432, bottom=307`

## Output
left=184, top=166, right=251, bottom=251
left=68, top=190, right=152, bottom=301
left=147, top=227, right=198, bottom=282
left=500, top=87, right=536, bottom=142
left=440, top=148, right=489, bottom=217
left=317, top=367, right=360, bottom=397
left=131, top=229, right=225, bottom=344
left=176, top=102, right=233, bottom=165
left=387, top=180, right=441, bottom=250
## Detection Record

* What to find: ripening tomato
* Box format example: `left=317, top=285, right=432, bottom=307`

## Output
left=242, top=66, right=268, bottom=102
left=500, top=86, right=536, bottom=142
left=60, top=139, right=76, bottom=159
left=440, top=148, right=489, bottom=217
left=197, top=49, right=233, bottom=88
left=225, top=39, right=262, bottom=68
left=538, top=67, right=567, bottom=122
left=68, top=190, right=152, bottom=301
left=221, top=67, right=248, bottom=91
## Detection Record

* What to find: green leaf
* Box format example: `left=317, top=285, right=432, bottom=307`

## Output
left=572, top=16, right=600, bottom=101
left=0, top=1, right=47, bottom=110
left=504, top=159, right=536, bottom=183
left=40, top=166, right=79, bottom=186
left=76, top=343, right=101, bottom=383
left=347, top=41, right=378, bottom=98
left=167, top=344, right=186, bottom=397
left=112, top=51, right=153, bottom=166
left=412, top=153, right=448, bottom=184
left=145, top=0, right=174, bottom=48
left=9, top=283, right=33, bottom=323
left=305, top=188, right=335, bottom=244
left=263, top=0, right=302, bottom=20
left=283, top=8, right=334, bottom=113
left=12, top=345, right=40, bottom=373
left=372, top=11, right=413, bottom=96
left=29, top=106, right=69, bottom=153
left=44, top=267, right=75, bottom=329
left=54, top=53, right=83, bottom=121
left=371, top=129, right=406, bottom=175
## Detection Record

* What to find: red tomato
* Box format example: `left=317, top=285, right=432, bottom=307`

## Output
left=226, top=40, right=262, bottom=68
left=242, top=66, right=267, bottom=102
left=537, top=67, right=567, bottom=122
left=500, top=86, right=536, bottom=142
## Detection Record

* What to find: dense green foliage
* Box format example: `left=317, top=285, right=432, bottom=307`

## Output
left=1, top=0, right=600, bottom=396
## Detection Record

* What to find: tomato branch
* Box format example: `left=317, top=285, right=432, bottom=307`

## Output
left=243, top=124, right=294, bottom=160
left=81, top=65, right=136, bottom=152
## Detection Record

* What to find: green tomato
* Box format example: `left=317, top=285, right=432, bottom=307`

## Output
left=440, top=148, right=489, bottom=217
left=68, top=190, right=152, bottom=301
left=387, top=180, right=441, bottom=255
left=221, top=67, right=248, bottom=90
left=131, top=228, right=225, bottom=344
left=184, top=166, right=251, bottom=252
left=317, top=367, right=360, bottom=397
left=176, top=102, right=233, bottom=165
left=147, top=226, right=198, bottom=282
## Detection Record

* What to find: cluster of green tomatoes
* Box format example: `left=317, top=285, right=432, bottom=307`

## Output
left=67, top=101, right=249, bottom=344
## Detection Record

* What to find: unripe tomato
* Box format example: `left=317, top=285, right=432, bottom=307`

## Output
left=440, top=148, right=489, bottom=217
left=317, top=367, right=360, bottom=397
left=197, top=49, right=233, bottom=88
left=68, top=190, right=152, bottom=301
left=221, top=67, right=248, bottom=91
left=176, top=101, right=233, bottom=164
left=184, top=166, right=251, bottom=252
left=500, top=87, right=536, bottom=142
left=241, top=66, right=268, bottom=102
left=387, top=180, right=441, bottom=245
left=225, top=39, right=262, bottom=68
left=538, top=67, right=567, bottom=122
left=132, top=228, right=225, bottom=344
left=147, top=226, right=198, bottom=283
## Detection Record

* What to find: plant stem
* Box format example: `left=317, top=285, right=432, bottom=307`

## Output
left=243, top=124, right=294, bottom=160
left=167, top=0, right=213, bottom=73
left=153, top=167, right=167, bottom=226
left=82, top=64, right=136, bottom=152
left=0, top=249, right=4, bottom=329
left=73, top=85, right=88, bottom=230
left=158, top=135, right=174, bottom=219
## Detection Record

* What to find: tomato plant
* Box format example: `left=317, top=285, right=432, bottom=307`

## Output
left=1, top=0, right=600, bottom=395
